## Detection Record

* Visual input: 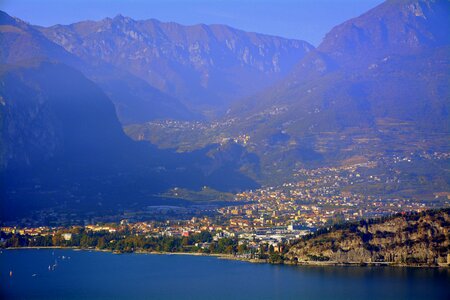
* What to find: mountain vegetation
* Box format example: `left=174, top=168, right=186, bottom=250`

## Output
left=285, top=208, right=450, bottom=267
left=3, top=208, right=448, bottom=267
left=0, top=59, right=258, bottom=221
left=230, top=0, right=449, bottom=146
left=127, top=0, right=450, bottom=190
left=0, top=0, right=449, bottom=219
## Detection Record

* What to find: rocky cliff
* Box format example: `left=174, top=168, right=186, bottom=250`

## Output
left=39, top=16, right=313, bottom=117
left=285, top=209, right=450, bottom=266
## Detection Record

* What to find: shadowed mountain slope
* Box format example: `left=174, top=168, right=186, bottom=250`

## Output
left=0, top=11, right=196, bottom=124
left=0, top=61, right=259, bottom=220
left=0, top=12, right=262, bottom=220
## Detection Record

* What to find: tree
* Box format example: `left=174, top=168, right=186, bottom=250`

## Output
left=97, top=237, right=106, bottom=249
left=52, top=234, right=63, bottom=246
left=237, top=244, right=248, bottom=253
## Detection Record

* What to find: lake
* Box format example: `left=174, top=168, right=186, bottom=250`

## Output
left=1, top=249, right=449, bottom=299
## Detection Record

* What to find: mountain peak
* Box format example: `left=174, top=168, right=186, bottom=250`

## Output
left=318, top=0, right=450, bottom=60
left=112, top=13, right=133, bottom=23
left=229, top=0, right=450, bottom=167
left=0, top=10, right=26, bottom=27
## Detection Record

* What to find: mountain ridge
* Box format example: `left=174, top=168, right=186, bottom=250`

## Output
left=131, top=0, right=449, bottom=185
left=224, top=0, right=449, bottom=170
left=0, top=10, right=197, bottom=124
left=1, top=1, right=449, bottom=220
left=38, top=14, right=314, bottom=118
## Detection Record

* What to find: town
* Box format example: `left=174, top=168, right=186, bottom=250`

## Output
left=2, top=152, right=448, bottom=257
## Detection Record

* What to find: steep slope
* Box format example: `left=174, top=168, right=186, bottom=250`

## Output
left=0, top=61, right=259, bottom=221
left=318, top=0, right=450, bottom=62
left=0, top=61, right=132, bottom=170
left=0, top=11, right=78, bottom=65
left=285, top=208, right=450, bottom=266
left=0, top=11, right=195, bottom=125
left=84, top=63, right=196, bottom=124
left=39, top=16, right=313, bottom=117
left=226, top=0, right=449, bottom=171
left=0, top=11, right=261, bottom=220
left=0, top=61, right=146, bottom=219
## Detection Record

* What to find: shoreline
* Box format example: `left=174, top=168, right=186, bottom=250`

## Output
left=3, top=247, right=447, bottom=268
left=2, top=246, right=233, bottom=259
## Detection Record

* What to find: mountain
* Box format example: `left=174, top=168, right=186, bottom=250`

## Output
left=318, top=0, right=450, bottom=61
left=0, top=11, right=78, bottom=65
left=224, top=0, right=449, bottom=171
left=0, top=60, right=259, bottom=221
left=0, top=11, right=196, bottom=125
left=0, top=60, right=146, bottom=219
left=0, top=12, right=260, bottom=221
left=38, top=16, right=313, bottom=118
left=1, top=1, right=449, bottom=219
left=82, top=63, right=196, bottom=124
left=0, top=61, right=132, bottom=169
left=132, top=0, right=450, bottom=189
left=285, top=208, right=450, bottom=267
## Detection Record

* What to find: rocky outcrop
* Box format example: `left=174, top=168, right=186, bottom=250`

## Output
left=285, top=209, right=450, bottom=266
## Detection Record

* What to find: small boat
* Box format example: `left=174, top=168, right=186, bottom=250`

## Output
left=48, top=265, right=51, bottom=270
left=32, top=274, right=37, bottom=277
left=9, top=270, right=13, bottom=277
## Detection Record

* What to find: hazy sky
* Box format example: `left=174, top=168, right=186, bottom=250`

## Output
left=1, top=0, right=384, bottom=45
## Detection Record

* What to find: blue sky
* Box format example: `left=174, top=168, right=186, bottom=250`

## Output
left=0, top=0, right=384, bottom=45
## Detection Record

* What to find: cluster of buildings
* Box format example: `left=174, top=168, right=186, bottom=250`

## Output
left=1, top=215, right=310, bottom=252
left=3, top=150, right=449, bottom=251
left=132, top=118, right=248, bottom=149
left=226, top=158, right=449, bottom=229
left=0, top=226, right=53, bottom=236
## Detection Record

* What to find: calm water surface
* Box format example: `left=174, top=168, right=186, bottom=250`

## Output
left=1, top=249, right=449, bottom=300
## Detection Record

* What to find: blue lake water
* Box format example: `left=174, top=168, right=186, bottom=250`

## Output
left=1, top=249, right=449, bottom=300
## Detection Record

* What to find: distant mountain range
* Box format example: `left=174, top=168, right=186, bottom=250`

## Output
left=127, top=0, right=449, bottom=181
left=222, top=0, right=450, bottom=174
left=38, top=15, right=313, bottom=121
left=231, top=0, right=450, bottom=132
left=1, top=0, right=449, bottom=220
left=1, top=10, right=312, bottom=124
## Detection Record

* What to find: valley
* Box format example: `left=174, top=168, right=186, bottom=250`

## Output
left=1, top=0, right=449, bottom=227
left=1, top=1, right=449, bottom=299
